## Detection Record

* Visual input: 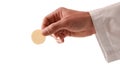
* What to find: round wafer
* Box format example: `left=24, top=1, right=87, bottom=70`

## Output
left=31, top=29, right=45, bottom=44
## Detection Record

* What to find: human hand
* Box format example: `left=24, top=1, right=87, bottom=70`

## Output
left=41, top=7, right=95, bottom=43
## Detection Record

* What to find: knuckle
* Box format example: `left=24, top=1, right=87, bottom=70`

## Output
left=57, top=7, right=65, bottom=11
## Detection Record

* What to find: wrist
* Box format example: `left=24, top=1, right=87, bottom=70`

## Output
left=87, top=12, right=96, bottom=34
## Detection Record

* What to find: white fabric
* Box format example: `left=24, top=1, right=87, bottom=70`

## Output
left=90, top=2, right=120, bottom=62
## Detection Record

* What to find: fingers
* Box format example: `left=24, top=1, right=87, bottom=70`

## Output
left=51, top=30, right=71, bottom=43
left=41, top=20, right=64, bottom=36
left=41, top=13, right=60, bottom=29
left=41, top=7, right=65, bottom=29
left=51, top=34, right=64, bottom=43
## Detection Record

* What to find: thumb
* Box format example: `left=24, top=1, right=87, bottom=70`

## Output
left=41, top=20, right=64, bottom=36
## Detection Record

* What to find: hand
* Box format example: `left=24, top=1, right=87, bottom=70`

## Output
left=41, top=7, right=95, bottom=43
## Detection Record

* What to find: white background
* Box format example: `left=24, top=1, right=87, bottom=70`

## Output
left=0, top=0, right=120, bottom=81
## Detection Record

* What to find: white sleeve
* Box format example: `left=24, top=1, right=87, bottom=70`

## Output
left=89, top=2, right=120, bottom=62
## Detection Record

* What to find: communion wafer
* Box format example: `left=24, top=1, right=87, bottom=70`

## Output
left=31, top=29, right=45, bottom=44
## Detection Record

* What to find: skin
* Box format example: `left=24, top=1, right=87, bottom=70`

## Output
left=41, top=7, right=96, bottom=43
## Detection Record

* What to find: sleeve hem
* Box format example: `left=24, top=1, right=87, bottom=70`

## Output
left=89, top=10, right=119, bottom=62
